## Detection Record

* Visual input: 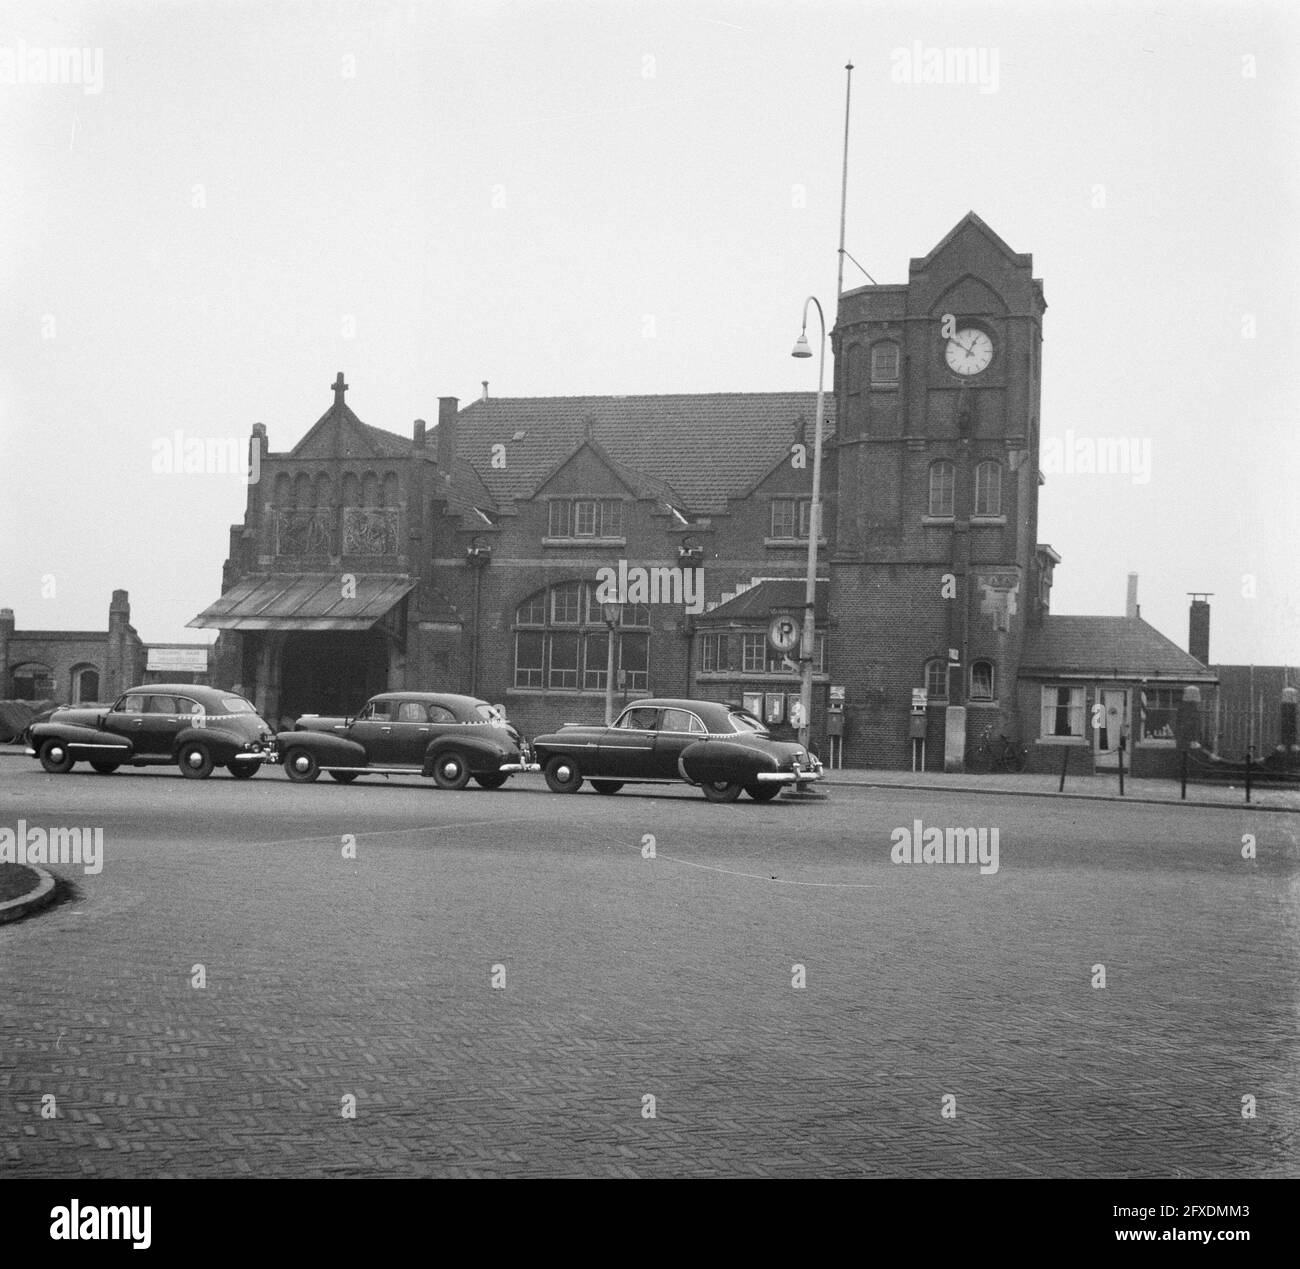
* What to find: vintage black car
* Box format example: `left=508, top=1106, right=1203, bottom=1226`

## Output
left=276, top=692, right=537, bottom=789
left=531, top=697, right=823, bottom=801
left=26, top=684, right=275, bottom=779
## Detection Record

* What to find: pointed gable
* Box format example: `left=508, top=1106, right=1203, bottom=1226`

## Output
left=287, top=373, right=410, bottom=461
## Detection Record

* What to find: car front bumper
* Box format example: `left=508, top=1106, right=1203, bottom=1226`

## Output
left=498, top=761, right=542, bottom=773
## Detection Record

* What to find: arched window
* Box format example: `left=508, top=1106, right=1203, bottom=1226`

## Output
left=381, top=472, right=400, bottom=508
left=342, top=472, right=361, bottom=505
left=314, top=473, right=332, bottom=506
left=273, top=473, right=292, bottom=507
left=514, top=582, right=651, bottom=692
left=928, top=460, right=955, bottom=517
left=870, top=341, right=900, bottom=383
left=974, top=461, right=1002, bottom=516
left=10, top=662, right=54, bottom=701
left=924, top=658, right=949, bottom=702
left=361, top=471, right=379, bottom=507
left=293, top=471, right=312, bottom=508
left=970, top=660, right=995, bottom=701
left=71, top=664, right=100, bottom=704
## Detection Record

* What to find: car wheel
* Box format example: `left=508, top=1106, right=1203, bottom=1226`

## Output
left=543, top=755, right=584, bottom=794
left=700, top=780, right=743, bottom=803
left=329, top=770, right=359, bottom=784
left=38, top=740, right=76, bottom=775
left=473, top=772, right=509, bottom=790
left=591, top=780, right=624, bottom=795
left=744, top=782, right=780, bottom=802
left=226, top=760, right=260, bottom=779
left=90, top=760, right=122, bottom=775
left=432, top=750, right=472, bottom=790
left=178, top=742, right=214, bottom=779
left=283, top=747, right=321, bottom=783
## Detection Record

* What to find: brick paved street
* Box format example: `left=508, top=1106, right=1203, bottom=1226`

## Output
left=1, top=758, right=1296, bottom=1178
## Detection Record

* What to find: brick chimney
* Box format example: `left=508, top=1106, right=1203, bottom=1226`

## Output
left=436, top=397, right=458, bottom=478
left=1188, top=594, right=1211, bottom=664
left=1125, top=573, right=1139, bottom=619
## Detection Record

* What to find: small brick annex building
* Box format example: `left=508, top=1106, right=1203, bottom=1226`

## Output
left=190, top=213, right=1216, bottom=770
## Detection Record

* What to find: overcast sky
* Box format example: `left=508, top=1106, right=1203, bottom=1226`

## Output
left=2, top=0, right=1296, bottom=666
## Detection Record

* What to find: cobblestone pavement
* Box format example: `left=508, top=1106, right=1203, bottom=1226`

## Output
left=1, top=762, right=1296, bottom=1178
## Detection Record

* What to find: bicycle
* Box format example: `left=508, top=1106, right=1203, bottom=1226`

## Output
left=967, top=730, right=1026, bottom=774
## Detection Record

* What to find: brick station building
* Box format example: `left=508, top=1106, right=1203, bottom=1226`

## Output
left=190, top=212, right=1214, bottom=769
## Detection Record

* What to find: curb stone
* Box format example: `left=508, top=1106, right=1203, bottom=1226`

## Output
left=0, top=864, right=57, bottom=925
left=819, top=776, right=1300, bottom=813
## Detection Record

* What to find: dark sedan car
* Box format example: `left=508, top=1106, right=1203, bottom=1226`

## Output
left=26, top=684, right=275, bottom=779
left=531, top=697, right=823, bottom=801
left=275, top=692, right=537, bottom=789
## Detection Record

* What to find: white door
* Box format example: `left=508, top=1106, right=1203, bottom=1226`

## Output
left=1094, top=688, right=1128, bottom=767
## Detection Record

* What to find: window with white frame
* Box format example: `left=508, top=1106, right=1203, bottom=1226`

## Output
left=770, top=498, right=813, bottom=540
left=1041, top=685, right=1086, bottom=738
left=741, top=633, right=766, bottom=673
left=547, top=498, right=625, bottom=539
left=974, top=461, right=1002, bottom=516
left=929, top=461, right=955, bottom=517
left=514, top=581, right=651, bottom=691
left=699, top=632, right=725, bottom=672
left=925, top=658, right=949, bottom=701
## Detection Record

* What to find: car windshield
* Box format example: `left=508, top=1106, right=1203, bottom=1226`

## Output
left=221, top=697, right=257, bottom=714
left=728, top=710, right=769, bottom=735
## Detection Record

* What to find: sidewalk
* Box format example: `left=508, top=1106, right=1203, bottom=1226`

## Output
left=821, top=765, right=1300, bottom=811
left=4, top=741, right=1296, bottom=810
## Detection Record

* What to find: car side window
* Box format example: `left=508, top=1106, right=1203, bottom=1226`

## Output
left=426, top=705, right=457, bottom=723
left=118, top=695, right=146, bottom=713
left=618, top=707, right=659, bottom=731
left=361, top=701, right=395, bottom=721
left=397, top=702, right=427, bottom=723
left=660, top=708, right=704, bottom=733
left=175, top=697, right=202, bottom=718
left=147, top=695, right=177, bottom=715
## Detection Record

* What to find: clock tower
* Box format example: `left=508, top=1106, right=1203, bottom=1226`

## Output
left=828, top=212, right=1047, bottom=768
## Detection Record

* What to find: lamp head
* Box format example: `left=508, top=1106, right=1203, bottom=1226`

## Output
left=791, top=332, right=813, bottom=359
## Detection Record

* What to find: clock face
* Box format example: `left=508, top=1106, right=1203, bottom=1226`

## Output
left=945, top=328, right=994, bottom=376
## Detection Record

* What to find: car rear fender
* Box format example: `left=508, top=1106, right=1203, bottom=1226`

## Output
left=274, top=730, right=368, bottom=766
left=679, top=738, right=769, bottom=785
left=175, top=724, right=254, bottom=759
left=422, top=733, right=515, bottom=777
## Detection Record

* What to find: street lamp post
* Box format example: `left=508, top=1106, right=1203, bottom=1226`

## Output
left=791, top=296, right=828, bottom=755
left=601, top=602, right=623, bottom=724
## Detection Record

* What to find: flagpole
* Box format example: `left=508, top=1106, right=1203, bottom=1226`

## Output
left=837, top=61, right=853, bottom=298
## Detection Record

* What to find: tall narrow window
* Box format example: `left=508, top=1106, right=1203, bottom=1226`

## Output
left=929, top=461, right=955, bottom=517
left=548, top=500, right=572, bottom=537
left=974, top=461, right=1002, bottom=516
left=970, top=661, right=995, bottom=701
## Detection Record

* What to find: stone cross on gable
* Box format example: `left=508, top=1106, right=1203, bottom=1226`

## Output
left=332, top=372, right=348, bottom=406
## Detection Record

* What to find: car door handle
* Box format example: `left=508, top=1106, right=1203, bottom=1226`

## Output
left=131, top=719, right=143, bottom=728
left=380, top=726, right=391, bottom=732
left=418, top=727, right=430, bottom=733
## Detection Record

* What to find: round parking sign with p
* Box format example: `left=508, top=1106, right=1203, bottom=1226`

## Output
left=767, top=614, right=801, bottom=654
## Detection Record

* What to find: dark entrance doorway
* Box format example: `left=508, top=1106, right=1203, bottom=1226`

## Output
left=278, top=630, right=389, bottom=724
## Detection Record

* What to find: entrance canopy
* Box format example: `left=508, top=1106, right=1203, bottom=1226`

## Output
left=188, top=574, right=416, bottom=631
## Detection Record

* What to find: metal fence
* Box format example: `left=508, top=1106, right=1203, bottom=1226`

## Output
left=1205, top=700, right=1281, bottom=758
